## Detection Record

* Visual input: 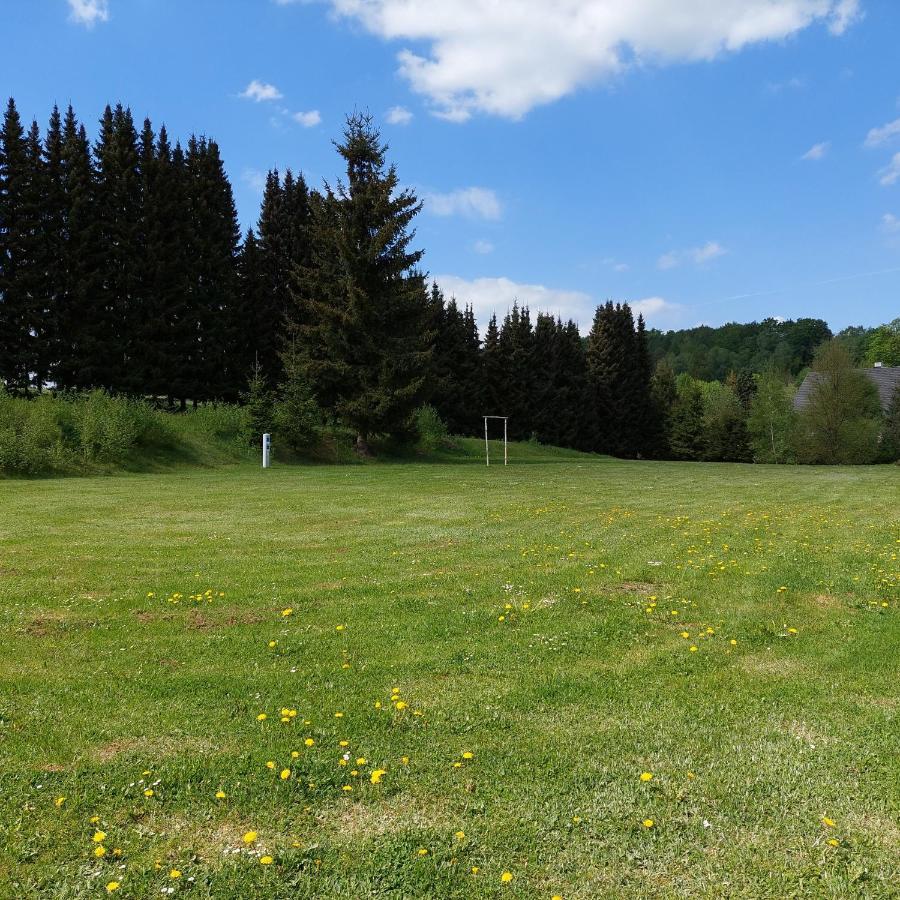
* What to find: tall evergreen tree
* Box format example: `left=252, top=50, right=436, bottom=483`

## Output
left=288, top=113, right=432, bottom=453
left=39, top=105, right=66, bottom=390
left=185, top=136, right=241, bottom=400
left=92, top=104, right=141, bottom=391
left=56, top=106, right=102, bottom=390
left=0, top=98, right=31, bottom=392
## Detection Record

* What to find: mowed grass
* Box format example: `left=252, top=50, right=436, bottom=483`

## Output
left=0, top=445, right=898, bottom=898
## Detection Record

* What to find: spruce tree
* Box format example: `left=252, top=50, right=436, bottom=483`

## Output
left=288, top=113, right=432, bottom=454
left=185, top=136, right=240, bottom=401
left=57, top=106, right=103, bottom=391
left=40, top=106, right=66, bottom=390
left=93, top=104, right=141, bottom=391
left=480, top=313, right=505, bottom=419
left=0, top=98, right=31, bottom=392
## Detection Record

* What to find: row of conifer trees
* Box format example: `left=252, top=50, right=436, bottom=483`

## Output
left=1, top=98, right=664, bottom=456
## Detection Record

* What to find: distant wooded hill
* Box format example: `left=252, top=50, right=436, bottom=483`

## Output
left=647, top=317, right=900, bottom=381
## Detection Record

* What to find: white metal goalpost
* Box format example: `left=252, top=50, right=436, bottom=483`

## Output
left=483, top=416, right=508, bottom=466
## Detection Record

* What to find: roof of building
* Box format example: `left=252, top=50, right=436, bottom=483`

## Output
left=794, top=366, right=900, bottom=411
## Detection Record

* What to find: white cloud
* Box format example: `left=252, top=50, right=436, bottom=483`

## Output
left=879, top=153, right=900, bottom=187
left=691, top=241, right=727, bottom=264
left=386, top=105, right=413, bottom=125
left=658, top=241, right=726, bottom=269
left=302, top=0, right=860, bottom=120
left=882, top=213, right=900, bottom=233
left=657, top=251, right=680, bottom=270
left=426, top=187, right=502, bottom=220
left=864, top=117, right=900, bottom=148
left=801, top=141, right=829, bottom=161
left=434, top=275, right=680, bottom=331
left=240, top=80, right=284, bottom=103
left=292, top=109, right=322, bottom=127
left=241, top=169, right=267, bottom=192
left=68, top=0, right=109, bottom=27
left=473, top=240, right=495, bottom=255
left=613, top=262, right=630, bottom=272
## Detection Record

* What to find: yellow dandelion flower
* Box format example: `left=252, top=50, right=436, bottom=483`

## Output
left=106, top=882, right=120, bottom=893
left=215, top=790, right=226, bottom=799
left=417, top=848, right=428, bottom=856
left=54, top=796, right=66, bottom=807
left=305, top=738, right=315, bottom=747
left=93, top=831, right=106, bottom=843
left=266, top=761, right=275, bottom=770
left=401, top=756, right=409, bottom=765
left=642, top=819, right=654, bottom=828
left=822, top=816, right=836, bottom=827
left=729, top=639, right=737, bottom=646
left=243, top=831, right=258, bottom=844
left=268, top=640, right=277, bottom=648
left=689, top=645, right=698, bottom=652
left=94, top=845, right=106, bottom=858
left=680, top=631, right=690, bottom=639
left=370, top=769, right=387, bottom=784
left=827, top=838, right=839, bottom=847
left=452, top=762, right=462, bottom=768
left=282, top=608, right=293, bottom=617
left=257, top=713, right=267, bottom=721
left=169, top=869, right=181, bottom=879
left=260, top=855, right=274, bottom=865
left=342, top=785, right=352, bottom=792
left=455, top=830, right=465, bottom=840
left=788, top=627, right=798, bottom=634
left=291, top=750, right=300, bottom=759
left=339, top=740, right=349, bottom=747
left=335, top=624, right=345, bottom=631
left=280, top=769, right=291, bottom=780
left=501, top=871, right=514, bottom=883
left=395, top=701, right=408, bottom=711
left=90, top=815, right=100, bottom=823
left=640, top=772, right=653, bottom=782
left=471, top=866, right=480, bottom=875
left=356, top=757, right=367, bottom=766
left=462, top=751, right=474, bottom=760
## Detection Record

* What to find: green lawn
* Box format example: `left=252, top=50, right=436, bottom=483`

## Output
left=1, top=448, right=898, bottom=898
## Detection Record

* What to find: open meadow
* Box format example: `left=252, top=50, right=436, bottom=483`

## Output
left=1, top=446, right=898, bottom=898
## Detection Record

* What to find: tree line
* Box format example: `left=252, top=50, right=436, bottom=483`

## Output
left=1, top=98, right=897, bottom=463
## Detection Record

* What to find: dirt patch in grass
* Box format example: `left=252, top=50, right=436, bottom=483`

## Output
left=738, top=654, right=807, bottom=678
left=811, top=593, right=842, bottom=609
left=25, top=610, right=72, bottom=636
left=616, top=582, right=659, bottom=594
left=187, top=608, right=265, bottom=630
left=89, top=735, right=218, bottom=764
left=320, top=793, right=454, bottom=840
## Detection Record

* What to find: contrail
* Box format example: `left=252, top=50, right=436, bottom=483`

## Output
left=697, top=266, right=900, bottom=309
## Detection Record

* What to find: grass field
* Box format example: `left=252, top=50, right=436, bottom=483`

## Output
left=1, top=444, right=898, bottom=898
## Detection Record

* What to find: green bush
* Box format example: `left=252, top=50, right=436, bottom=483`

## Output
left=413, top=404, right=452, bottom=453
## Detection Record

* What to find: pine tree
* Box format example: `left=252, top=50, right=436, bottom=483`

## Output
left=633, top=313, right=655, bottom=456
left=288, top=113, right=432, bottom=454
left=92, top=104, right=141, bottom=391
left=185, top=136, right=240, bottom=401
left=57, top=106, right=103, bottom=391
left=669, top=378, right=706, bottom=460
left=650, top=359, right=677, bottom=458
left=428, top=284, right=481, bottom=435
left=530, top=312, right=558, bottom=443
left=40, top=106, right=66, bottom=390
left=0, top=98, right=31, bottom=392
left=481, top=313, right=505, bottom=419
left=498, top=303, right=534, bottom=440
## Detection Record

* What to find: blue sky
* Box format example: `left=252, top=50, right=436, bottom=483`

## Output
left=2, top=0, right=899, bottom=332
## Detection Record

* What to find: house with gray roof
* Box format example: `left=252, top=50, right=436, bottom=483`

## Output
left=793, top=364, right=900, bottom=411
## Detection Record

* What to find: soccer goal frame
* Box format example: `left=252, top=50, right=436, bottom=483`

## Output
left=483, top=416, right=509, bottom=466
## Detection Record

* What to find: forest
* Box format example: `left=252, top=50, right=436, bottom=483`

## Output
left=1, top=97, right=898, bottom=468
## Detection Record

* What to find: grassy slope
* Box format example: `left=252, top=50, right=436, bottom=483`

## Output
left=0, top=453, right=897, bottom=898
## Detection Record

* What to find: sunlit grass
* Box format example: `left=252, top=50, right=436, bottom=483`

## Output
left=1, top=449, right=897, bottom=897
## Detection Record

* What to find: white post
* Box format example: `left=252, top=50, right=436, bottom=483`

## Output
left=262, top=433, right=271, bottom=468
left=484, top=417, right=490, bottom=467
left=504, top=417, right=508, bottom=466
